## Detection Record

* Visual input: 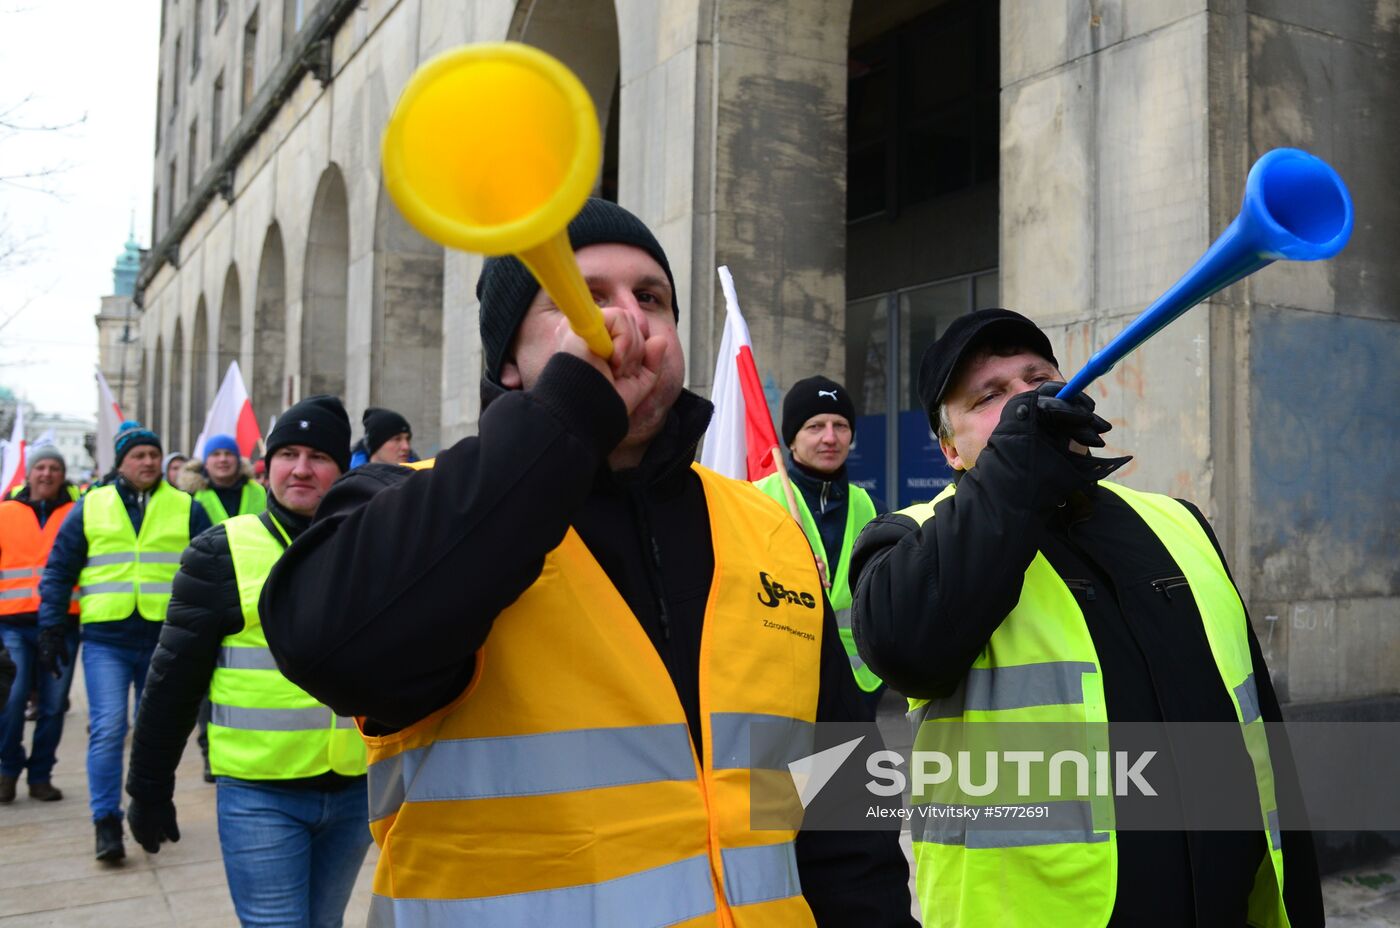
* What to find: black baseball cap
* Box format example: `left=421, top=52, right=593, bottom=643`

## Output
left=916, top=308, right=1058, bottom=427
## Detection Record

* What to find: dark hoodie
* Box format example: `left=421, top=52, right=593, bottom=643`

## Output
left=260, top=354, right=917, bottom=926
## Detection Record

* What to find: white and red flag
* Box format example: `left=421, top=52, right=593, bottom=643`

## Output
left=95, top=368, right=125, bottom=476
left=699, top=266, right=782, bottom=482
left=193, top=361, right=262, bottom=459
left=0, top=402, right=25, bottom=496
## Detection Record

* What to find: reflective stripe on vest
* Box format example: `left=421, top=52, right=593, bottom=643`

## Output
left=754, top=473, right=882, bottom=692
left=77, top=483, right=191, bottom=623
left=900, top=480, right=1288, bottom=928
left=0, top=499, right=80, bottom=615
left=195, top=481, right=267, bottom=525
left=361, top=463, right=819, bottom=927
left=207, top=513, right=366, bottom=780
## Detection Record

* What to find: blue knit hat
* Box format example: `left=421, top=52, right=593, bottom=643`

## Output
left=203, top=434, right=240, bottom=458
left=114, top=420, right=162, bottom=466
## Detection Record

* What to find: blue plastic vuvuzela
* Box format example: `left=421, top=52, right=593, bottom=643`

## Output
left=1058, top=148, right=1354, bottom=399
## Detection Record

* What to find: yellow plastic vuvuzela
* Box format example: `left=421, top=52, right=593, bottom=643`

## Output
left=381, top=42, right=611, bottom=358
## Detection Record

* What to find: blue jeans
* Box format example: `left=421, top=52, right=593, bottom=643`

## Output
left=0, top=624, right=78, bottom=783
left=217, top=778, right=371, bottom=928
left=82, top=637, right=155, bottom=821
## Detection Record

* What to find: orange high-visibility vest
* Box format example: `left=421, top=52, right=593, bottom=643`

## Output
left=362, top=464, right=824, bottom=928
left=0, top=498, right=79, bottom=616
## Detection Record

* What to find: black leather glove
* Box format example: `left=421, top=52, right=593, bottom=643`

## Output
left=0, top=645, right=15, bottom=711
left=36, top=626, right=70, bottom=681
left=127, top=796, right=181, bottom=853
left=1028, top=381, right=1111, bottom=449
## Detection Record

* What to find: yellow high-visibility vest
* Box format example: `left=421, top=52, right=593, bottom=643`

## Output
left=901, top=480, right=1288, bottom=928
left=207, top=512, right=365, bottom=780
left=754, top=472, right=881, bottom=691
left=78, top=482, right=191, bottom=623
left=362, top=464, right=823, bottom=927
left=194, top=481, right=266, bottom=525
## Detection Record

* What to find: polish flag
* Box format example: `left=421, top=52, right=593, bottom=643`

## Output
left=95, top=368, right=125, bottom=476
left=0, top=403, right=24, bottom=496
left=699, top=266, right=782, bottom=481
left=193, top=361, right=262, bottom=459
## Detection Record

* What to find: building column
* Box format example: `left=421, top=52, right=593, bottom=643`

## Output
left=616, top=0, right=853, bottom=396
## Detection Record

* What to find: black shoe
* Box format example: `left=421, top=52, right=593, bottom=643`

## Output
left=95, top=815, right=125, bottom=862
left=0, top=775, right=15, bottom=803
left=28, top=782, right=63, bottom=802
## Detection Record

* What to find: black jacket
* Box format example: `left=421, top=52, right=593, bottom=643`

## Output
left=261, top=354, right=916, bottom=926
left=126, top=495, right=360, bottom=804
left=785, top=459, right=886, bottom=574
left=850, top=389, right=1323, bottom=927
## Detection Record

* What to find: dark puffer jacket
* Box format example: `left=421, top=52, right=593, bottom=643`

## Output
left=126, top=494, right=360, bottom=804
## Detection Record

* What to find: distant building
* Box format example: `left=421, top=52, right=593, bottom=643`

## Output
left=95, top=229, right=146, bottom=417
left=0, top=387, right=96, bottom=480
left=26, top=412, right=96, bottom=479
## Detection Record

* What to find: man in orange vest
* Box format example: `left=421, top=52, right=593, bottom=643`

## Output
left=0, top=447, right=80, bottom=803
left=262, top=198, right=916, bottom=926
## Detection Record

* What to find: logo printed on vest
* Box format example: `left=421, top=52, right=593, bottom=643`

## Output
left=757, top=571, right=817, bottom=609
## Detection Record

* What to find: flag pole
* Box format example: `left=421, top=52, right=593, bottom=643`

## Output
left=769, top=444, right=830, bottom=589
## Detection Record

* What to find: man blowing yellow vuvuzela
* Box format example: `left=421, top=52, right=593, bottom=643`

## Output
left=260, top=199, right=916, bottom=927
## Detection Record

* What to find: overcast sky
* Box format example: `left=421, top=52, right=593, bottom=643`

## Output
left=1, top=2, right=160, bottom=421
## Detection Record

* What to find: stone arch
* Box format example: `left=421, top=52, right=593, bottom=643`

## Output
left=218, top=264, right=242, bottom=386
left=253, top=224, right=287, bottom=424
left=509, top=0, right=620, bottom=200
left=371, top=183, right=444, bottom=454
left=302, top=164, right=350, bottom=400
left=170, top=316, right=186, bottom=449
left=190, top=296, right=210, bottom=449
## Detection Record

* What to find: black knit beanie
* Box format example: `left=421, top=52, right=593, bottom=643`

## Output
left=361, top=407, right=412, bottom=456
left=265, top=395, right=351, bottom=474
left=475, top=198, right=678, bottom=383
left=782, top=376, right=857, bottom=447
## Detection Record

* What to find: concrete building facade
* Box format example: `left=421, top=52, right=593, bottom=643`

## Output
left=135, top=0, right=1398, bottom=713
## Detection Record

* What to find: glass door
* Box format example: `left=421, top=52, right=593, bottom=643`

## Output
left=847, top=269, right=999, bottom=509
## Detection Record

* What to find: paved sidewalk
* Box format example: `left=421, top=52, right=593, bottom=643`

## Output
left=2, top=671, right=1397, bottom=925
left=0, top=661, right=376, bottom=926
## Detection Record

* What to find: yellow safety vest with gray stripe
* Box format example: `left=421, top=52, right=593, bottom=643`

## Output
left=902, top=480, right=1289, bottom=928
left=194, top=481, right=266, bottom=525
left=78, top=482, right=192, bottom=623
left=207, top=512, right=366, bottom=780
left=361, top=463, right=821, bottom=928
left=754, top=473, right=882, bottom=692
